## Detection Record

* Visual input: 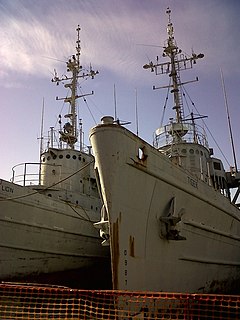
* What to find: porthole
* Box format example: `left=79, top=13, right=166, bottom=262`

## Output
left=47, top=156, right=51, bottom=161
left=83, top=158, right=86, bottom=162
left=181, top=149, right=187, bottom=154
left=196, top=150, right=199, bottom=154
left=73, top=155, right=77, bottom=159
left=78, top=156, right=82, bottom=161
left=59, top=155, right=63, bottom=159
left=42, top=157, right=46, bottom=162
left=76, top=200, right=79, bottom=204
left=189, top=149, right=194, bottom=154
left=53, top=155, right=57, bottom=159
left=66, top=154, right=70, bottom=159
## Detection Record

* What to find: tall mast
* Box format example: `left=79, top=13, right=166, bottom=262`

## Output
left=143, top=8, right=204, bottom=128
left=52, top=25, right=99, bottom=150
left=165, top=7, right=182, bottom=123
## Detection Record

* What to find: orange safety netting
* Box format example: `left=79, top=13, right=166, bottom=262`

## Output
left=0, top=282, right=239, bottom=319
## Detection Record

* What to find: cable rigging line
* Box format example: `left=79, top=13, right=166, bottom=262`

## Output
left=160, top=78, right=171, bottom=127
left=78, top=86, right=97, bottom=125
left=0, top=159, right=94, bottom=202
left=182, top=86, right=231, bottom=167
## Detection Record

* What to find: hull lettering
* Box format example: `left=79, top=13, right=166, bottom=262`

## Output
left=2, top=185, right=14, bottom=193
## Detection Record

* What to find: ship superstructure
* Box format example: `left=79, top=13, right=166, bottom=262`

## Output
left=90, top=9, right=240, bottom=293
left=0, top=26, right=109, bottom=284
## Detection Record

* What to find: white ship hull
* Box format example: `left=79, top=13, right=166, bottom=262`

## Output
left=0, top=26, right=110, bottom=285
left=0, top=176, right=108, bottom=281
left=90, top=123, right=240, bottom=293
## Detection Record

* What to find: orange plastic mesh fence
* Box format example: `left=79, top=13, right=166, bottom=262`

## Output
left=0, top=283, right=239, bottom=319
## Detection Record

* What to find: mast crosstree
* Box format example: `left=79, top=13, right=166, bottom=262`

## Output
left=52, top=25, right=99, bottom=149
left=143, top=8, right=204, bottom=134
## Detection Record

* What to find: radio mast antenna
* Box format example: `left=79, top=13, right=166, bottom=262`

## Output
left=220, top=68, right=238, bottom=172
left=143, top=7, right=204, bottom=143
left=52, top=25, right=99, bottom=150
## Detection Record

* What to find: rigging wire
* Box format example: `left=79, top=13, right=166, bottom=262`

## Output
left=0, top=157, right=97, bottom=223
left=182, top=86, right=231, bottom=167
left=181, top=90, right=191, bottom=115
left=65, top=201, right=93, bottom=222
left=78, top=85, right=97, bottom=125
left=220, top=68, right=238, bottom=172
left=160, top=78, right=171, bottom=127
left=51, top=76, right=101, bottom=148
left=54, top=88, right=69, bottom=129
left=0, top=159, right=94, bottom=202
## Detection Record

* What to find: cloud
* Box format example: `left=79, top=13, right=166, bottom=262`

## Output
left=0, top=0, right=239, bottom=89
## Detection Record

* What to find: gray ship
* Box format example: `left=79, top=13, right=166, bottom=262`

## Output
left=90, top=9, right=240, bottom=293
left=0, top=26, right=109, bottom=284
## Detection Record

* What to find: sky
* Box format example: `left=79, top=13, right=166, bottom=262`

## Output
left=0, top=0, right=240, bottom=181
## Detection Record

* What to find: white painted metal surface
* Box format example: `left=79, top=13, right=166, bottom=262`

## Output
left=0, top=154, right=108, bottom=280
left=0, top=26, right=108, bottom=281
left=90, top=9, right=240, bottom=293
left=91, top=123, right=240, bottom=292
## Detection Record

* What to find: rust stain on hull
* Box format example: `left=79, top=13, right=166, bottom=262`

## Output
left=129, top=235, right=135, bottom=257
left=111, top=218, right=119, bottom=289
